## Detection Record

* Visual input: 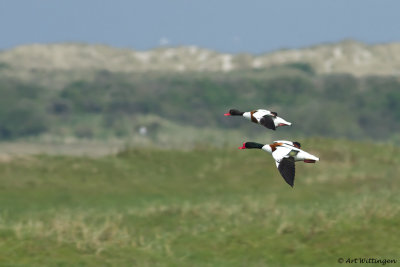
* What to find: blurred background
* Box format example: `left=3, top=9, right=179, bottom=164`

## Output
left=0, top=1, right=399, bottom=266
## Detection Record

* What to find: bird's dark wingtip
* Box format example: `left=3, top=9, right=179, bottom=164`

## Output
left=278, top=157, right=295, bottom=188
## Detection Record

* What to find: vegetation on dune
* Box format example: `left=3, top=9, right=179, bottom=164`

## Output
left=0, top=78, right=48, bottom=139
left=1, top=68, right=400, bottom=144
left=0, top=139, right=399, bottom=265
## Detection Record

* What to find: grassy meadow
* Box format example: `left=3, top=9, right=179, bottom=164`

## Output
left=0, top=138, right=399, bottom=266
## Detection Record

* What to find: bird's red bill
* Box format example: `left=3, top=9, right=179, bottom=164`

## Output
left=224, top=113, right=231, bottom=116
left=238, top=143, right=246, bottom=149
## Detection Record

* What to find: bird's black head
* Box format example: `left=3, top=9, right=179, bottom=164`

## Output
left=238, top=142, right=264, bottom=149
left=271, top=111, right=278, bottom=117
left=229, top=109, right=244, bottom=116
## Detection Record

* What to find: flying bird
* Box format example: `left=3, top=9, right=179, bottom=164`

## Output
left=238, top=140, right=319, bottom=187
left=224, top=109, right=291, bottom=130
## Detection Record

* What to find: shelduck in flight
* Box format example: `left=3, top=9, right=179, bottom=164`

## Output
left=224, top=109, right=291, bottom=130
left=238, top=140, right=319, bottom=187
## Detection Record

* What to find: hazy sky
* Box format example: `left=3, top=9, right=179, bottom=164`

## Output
left=1, top=0, right=399, bottom=53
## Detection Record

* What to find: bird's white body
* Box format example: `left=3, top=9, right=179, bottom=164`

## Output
left=262, top=140, right=320, bottom=163
left=243, top=109, right=292, bottom=128
left=243, top=109, right=270, bottom=121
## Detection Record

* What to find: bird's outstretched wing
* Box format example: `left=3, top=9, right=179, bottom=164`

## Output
left=277, top=157, right=296, bottom=187
left=259, top=115, right=276, bottom=130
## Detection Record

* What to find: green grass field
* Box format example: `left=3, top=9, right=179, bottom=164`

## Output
left=0, top=138, right=399, bottom=266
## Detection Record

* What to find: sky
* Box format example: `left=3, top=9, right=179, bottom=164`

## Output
left=0, top=0, right=399, bottom=54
